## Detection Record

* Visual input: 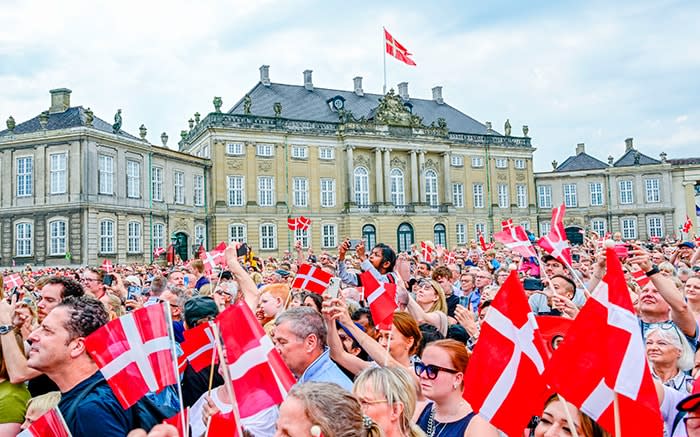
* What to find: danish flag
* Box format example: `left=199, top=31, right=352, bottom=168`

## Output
left=501, top=218, right=514, bottom=231
left=4, top=273, right=23, bottom=289
left=287, top=216, right=312, bottom=231
left=292, top=263, right=333, bottom=294
left=163, top=408, right=189, bottom=437
left=384, top=28, right=416, bottom=66
left=360, top=270, right=397, bottom=326
left=683, top=215, right=693, bottom=233
left=545, top=248, right=663, bottom=436
left=217, top=302, right=295, bottom=418
left=17, top=407, right=71, bottom=437
left=84, top=303, right=177, bottom=409
left=494, top=225, right=537, bottom=258
left=101, top=259, right=114, bottom=273
left=478, top=232, right=495, bottom=251
left=153, top=247, right=166, bottom=258
left=200, top=242, right=228, bottom=273
left=180, top=321, right=217, bottom=372
left=445, top=251, right=456, bottom=265
left=420, top=241, right=435, bottom=263
left=537, top=204, right=572, bottom=266
left=464, top=271, right=549, bottom=436
left=631, top=268, right=650, bottom=289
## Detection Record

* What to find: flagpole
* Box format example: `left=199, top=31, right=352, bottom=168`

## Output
left=557, top=395, right=580, bottom=437
left=204, top=324, right=220, bottom=437
left=614, top=393, right=622, bottom=437
left=164, top=301, right=188, bottom=437
left=382, top=27, right=387, bottom=95
left=211, top=323, right=245, bottom=437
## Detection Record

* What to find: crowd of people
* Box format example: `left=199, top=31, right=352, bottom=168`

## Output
left=1, top=231, right=700, bottom=436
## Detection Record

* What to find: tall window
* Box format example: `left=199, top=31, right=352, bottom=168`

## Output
left=354, top=167, right=370, bottom=207
left=98, top=155, right=113, bottom=195
left=127, top=160, right=141, bottom=198
left=495, top=158, right=508, bottom=169
left=227, top=175, right=244, bottom=206
left=434, top=224, right=447, bottom=247
left=320, top=178, right=336, bottom=208
left=15, top=222, right=32, bottom=256
left=229, top=224, right=246, bottom=242
left=17, top=156, right=33, bottom=197
left=425, top=170, right=439, bottom=207
left=621, top=217, right=637, bottom=239
left=295, top=228, right=310, bottom=249
left=174, top=171, right=185, bottom=204
left=516, top=185, right=527, bottom=208
left=128, top=221, right=141, bottom=253
left=151, top=166, right=163, bottom=201
left=319, top=147, right=334, bottom=160
left=456, top=223, right=466, bottom=244
left=258, top=176, right=274, bottom=206
left=647, top=216, right=664, bottom=238
left=256, top=143, right=274, bottom=157
left=291, top=145, right=308, bottom=159
left=473, top=183, right=484, bottom=208
left=514, top=159, right=526, bottom=169
left=49, top=153, right=67, bottom=194
left=48, top=220, right=67, bottom=255
left=540, top=221, right=551, bottom=236
left=226, top=143, right=244, bottom=155
left=293, top=178, right=309, bottom=207
left=193, top=175, right=204, bottom=206
left=475, top=223, right=486, bottom=237
left=390, top=169, right=405, bottom=206
left=452, top=183, right=464, bottom=208
left=260, top=223, right=276, bottom=250
left=591, top=219, right=606, bottom=236
left=153, top=223, right=165, bottom=250
left=563, top=183, right=577, bottom=208
left=645, top=179, right=660, bottom=203
left=497, top=184, right=509, bottom=208
left=451, top=155, right=464, bottom=167
left=363, top=224, right=377, bottom=249
left=99, top=220, right=114, bottom=253
left=322, top=224, right=337, bottom=248
left=589, top=182, right=603, bottom=206
left=397, top=223, right=414, bottom=253
left=538, top=185, right=552, bottom=209
left=619, top=180, right=634, bottom=204
left=194, top=224, right=206, bottom=246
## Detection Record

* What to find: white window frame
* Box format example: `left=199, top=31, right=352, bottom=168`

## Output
left=452, top=183, right=464, bottom=208
left=354, top=167, right=370, bottom=207
left=226, top=143, right=244, bottom=156
left=456, top=223, right=466, bottom=245
left=15, top=222, right=33, bottom=257
left=256, top=143, right=274, bottom=157
left=127, top=160, right=141, bottom=199
left=473, top=183, right=484, bottom=209
left=295, top=228, right=310, bottom=249
left=450, top=155, right=464, bottom=167
left=153, top=223, right=165, bottom=251
left=497, top=184, right=509, bottom=208
left=619, top=180, right=634, bottom=205
left=540, top=221, right=551, bottom=236
left=516, top=184, right=527, bottom=208
left=151, top=166, right=163, bottom=202
left=291, top=145, right=308, bottom=159
left=174, top=171, right=185, bottom=204
left=589, top=182, right=603, bottom=206
left=425, top=169, right=439, bottom=207
left=227, top=175, right=245, bottom=207
left=621, top=217, right=637, bottom=240
left=100, top=219, right=115, bottom=254
left=98, top=155, right=114, bottom=195
left=17, top=156, right=33, bottom=197
left=514, top=159, right=526, bottom=170
left=127, top=221, right=142, bottom=253
left=563, top=183, right=578, bottom=208
left=591, top=219, right=606, bottom=236
left=319, top=147, right=335, bottom=160
left=260, top=223, right=277, bottom=250
left=390, top=169, right=405, bottom=207
left=322, top=224, right=337, bottom=248
left=647, top=216, right=664, bottom=238
left=645, top=178, right=660, bottom=203
left=194, top=224, right=206, bottom=246
left=475, top=223, right=486, bottom=237
left=48, top=219, right=67, bottom=256
left=538, top=185, right=552, bottom=209
left=193, top=175, right=204, bottom=206
left=258, top=176, right=274, bottom=207
left=293, top=177, right=309, bottom=207
left=495, top=158, right=508, bottom=169
left=49, top=152, right=67, bottom=194
left=471, top=156, right=484, bottom=168
left=320, top=178, right=336, bottom=208
left=229, top=224, right=247, bottom=243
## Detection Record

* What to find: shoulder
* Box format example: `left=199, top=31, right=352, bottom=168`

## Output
left=71, top=392, right=133, bottom=436
left=465, top=414, right=499, bottom=436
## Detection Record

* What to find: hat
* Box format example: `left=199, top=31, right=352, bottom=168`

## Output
left=183, top=296, right=219, bottom=328
left=275, top=269, right=291, bottom=278
left=677, top=378, right=700, bottom=411
left=125, top=275, right=141, bottom=287
left=679, top=242, right=696, bottom=249
left=541, top=255, right=561, bottom=264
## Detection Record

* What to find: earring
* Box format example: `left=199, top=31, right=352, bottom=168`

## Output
left=453, top=382, right=459, bottom=390
left=311, top=425, right=323, bottom=437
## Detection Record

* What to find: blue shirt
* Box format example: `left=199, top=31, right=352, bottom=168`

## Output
left=298, top=348, right=353, bottom=392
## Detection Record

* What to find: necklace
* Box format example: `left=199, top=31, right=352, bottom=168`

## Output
left=426, top=405, right=447, bottom=437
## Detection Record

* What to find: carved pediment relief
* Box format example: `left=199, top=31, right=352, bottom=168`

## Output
left=390, top=157, right=406, bottom=169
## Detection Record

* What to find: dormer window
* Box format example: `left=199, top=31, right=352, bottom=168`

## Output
left=403, top=102, right=413, bottom=113
left=327, top=95, right=345, bottom=112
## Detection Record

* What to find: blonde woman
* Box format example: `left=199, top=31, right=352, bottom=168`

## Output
left=20, top=391, right=61, bottom=431
left=405, top=280, right=449, bottom=336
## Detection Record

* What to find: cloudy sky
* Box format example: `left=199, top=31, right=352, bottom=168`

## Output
left=1, top=0, right=698, bottom=171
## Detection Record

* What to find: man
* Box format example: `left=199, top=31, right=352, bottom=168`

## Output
left=274, top=307, right=352, bottom=391
left=674, top=242, right=696, bottom=267
left=160, top=287, right=186, bottom=343
left=27, top=295, right=135, bottom=435
left=80, top=268, right=108, bottom=302
left=529, top=275, right=578, bottom=317
left=539, top=255, right=586, bottom=307
left=167, top=269, right=185, bottom=288
left=458, top=273, right=476, bottom=306
left=415, top=262, right=432, bottom=279
left=144, top=275, right=166, bottom=306
left=189, top=259, right=211, bottom=295
left=466, top=270, right=492, bottom=313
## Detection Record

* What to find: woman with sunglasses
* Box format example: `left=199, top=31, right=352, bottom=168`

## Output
left=415, top=340, right=497, bottom=436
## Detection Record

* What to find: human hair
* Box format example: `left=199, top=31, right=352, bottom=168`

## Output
left=446, top=324, right=469, bottom=345
left=646, top=327, right=694, bottom=371
left=550, top=274, right=576, bottom=297
left=417, top=323, right=444, bottom=357
left=392, top=312, right=422, bottom=356
left=431, top=266, right=451, bottom=281
left=424, top=280, right=448, bottom=314
left=287, top=382, right=383, bottom=437
left=418, top=261, right=432, bottom=272
left=88, top=267, right=105, bottom=282
left=659, top=261, right=676, bottom=276
left=276, top=306, right=328, bottom=349
left=26, top=391, right=61, bottom=417
left=190, top=259, right=205, bottom=274
left=424, top=339, right=470, bottom=389
left=150, top=275, right=166, bottom=296
left=262, top=283, right=290, bottom=303
left=541, top=394, right=611, bottom=437
left=34, top=275, right=51, bottom=290
left=45, top=276, right=84, bottom=299
left=56, top=296, right=109, bottom=340
left=353, top=367, right=423, bottom=437
left=374, top=243, right=397, bottom=273
left=352, top=307, right=375, bottom=328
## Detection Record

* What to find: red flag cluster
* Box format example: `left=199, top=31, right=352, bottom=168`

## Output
left=420, top=241, right=435, bottom=263
left=287, top=216, right=311, bottom=231
left=537, top=204, right=572, bottom=266
left=384, top=28, right=416, bottom=66
left=292, top=263, right=333, bottom=294
left=683, top=215, right=693, bottom=233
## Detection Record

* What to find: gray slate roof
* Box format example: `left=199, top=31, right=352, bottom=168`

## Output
left=0, top=107, right=141, bottom=141
left=669, top=158, right=700, bottom=165
left=229, top=82, right=494, bottom=135
left=613, top=149, right=661, bottom=167
left=555, top=152, right=609, bottom=172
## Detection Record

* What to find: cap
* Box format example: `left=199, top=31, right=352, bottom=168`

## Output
left=125, top=275, right=141, bottom=287
left=678, top=378, right=700, bottom=411
left=183, top=296, right=219, bottom=328
left=679, top=242, right=696, bottom=249
left=275, top=269, right=291, bottom=278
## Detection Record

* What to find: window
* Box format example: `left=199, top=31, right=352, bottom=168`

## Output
left=291, top=145, right=308, bottom=159
left=498, top=184, right=509, bottom=208
left=363, top=224, right=377, bottom=249
left=174, top=171, right=185, bottom=204
left=226, top=143, right=244, bottom=155
left=15, top=222, right=32, bottom=256
left=591, top=219, right=606, bottom=236
left=227, top=175, right=244, bottom=206
left=322, top=224, right=337, bottom=248
left=425, top=169, right=439, bottom=207
left=260, top=223, right=276, bottom=250
left=128, top=221, right=142, bottom=253
left=98, top=155, right=114, bottom=195
left=452, top=183, right=464, bottom=208
left=473, top=183, right=484, bottom=208
left=17, top=156, right=33, bottom=197
left=320, top=178, right=336, bottom=208
left=563, top=183, right=577, bottom=208
left=256, top=143, right=274, bottom=157
left=293, top=178, right=309, bottom=207
left=229, top=224, right=246, bottom=243
left=201, top=145, right=211, bottom=158
left=451, top=155, right=464, bottom=167
left=193, top=175, right=204, bottom=206
left=514, top=159, right=526, bottom=170
left=645, top=179, right=660, bottom=203
left=397, top=223, right=414, bottom=253
left=589, top=182, right=603, bottom=206
left=538, top=185, right=552, bottom=209
left=319, top=147, right=334, bottom=160
left=621, top=217, right=637, bottom=239
left=390, top=169, right=405, bottom=206
left=495, top=158, right=508, bottom=169
left=127, top=160, right=141, bottom=198
left=619, top=180, right=634, bottom=205
left=295, top=228, right=310, bottom=249
left=100, top=220, right=115, bottom=253
left=540, top=221, right=551, bottom=236
left=475, top=223, right=486, bottom=237
left=258, top=176, right=274, bottom=206
left=434, top=224, right=447, bottom=247
left=516, top=185, right=527, bottom=208
left=354, top=167, right=370, bottom=207
left=456, top=223, right=466, bottom=244
left=153, top=223, right=165, bottom=251
left=48, top=220, right=67, bottom=256
left=471, top=156, right=484, bottom=168
left=152, top=166, right=163, bottom=201
left=195, top=224, right=206, bottom=246
left=647, top=216, right=664, bottom=238
left=520, top=221, right=530, bottom=231
left=49, top=153, right=67, bottom=194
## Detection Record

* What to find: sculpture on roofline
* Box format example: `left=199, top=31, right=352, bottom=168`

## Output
left=112, top=109, right=122, bottom=133
left=243, top=94, right=252, bottom=114
left=504, top=119, right=511, bottom=136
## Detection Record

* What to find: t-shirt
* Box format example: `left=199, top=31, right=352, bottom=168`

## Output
left=189, top=387, right=278, bottom=437
left=27, top=372, right=59, bottom=397
left=182, top=363, right=224, bottom=408
left=0, top=379, right=30, bottom=424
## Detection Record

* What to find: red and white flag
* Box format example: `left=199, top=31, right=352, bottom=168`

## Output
left=545, top=248, right=663, bottom=436
left=163, top=408, right=189, bottom=437
left=153, top=247, right=166, bottom=258
left=218, top=302, right=296, bottom=418
left=420, top=241, right=435, bottom=263
left=683, top=215, right=693, bottom=233
left=287, top=217, right=298, bottom=231
left=478, top=232, right=494, bottom=251
left=209, top=411, right=240, bottom=437
left=4, top=273, right=23, bottom=289
left=84, top=303, right=177, bottom=409
left=501, top=218, right=514, bottom=231
left=287, top=216, right=312, bottom=231
left=200, top=242, right=228, bottom=274
left=464, top=271, right=549, bottom=436
left=17, top=407, right=71, bottom=437
left=181, top=321, right=217, bottom=372
left=494, top=225, right=536, bottom=258
left=537, top=204, right=572, bottom=266
left=384, top=28, right=416, bottom=66
left=292, top=263, right=333, bottom=294
left=360, top=270, right=397, bottom=326
left=101, top=259, right=114, bottom=273
left=631, top=268, right=650, bottom=289
left=445, top=251, right=456, bottom=265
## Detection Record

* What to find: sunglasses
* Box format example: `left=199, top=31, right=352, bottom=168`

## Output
left=414, top=361, right=459, bottom=380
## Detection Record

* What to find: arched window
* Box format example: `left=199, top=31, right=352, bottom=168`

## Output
left=390, top=168, right=405, bottom=207
left=362, top=224, right=377, bottom=249
left=99, top=219, right=115, bottom=254
left=354, top=167, right=370, bottom=207
left=434, top=223, right=447, bottom=247
left=425, top=169, right=438, bottom=207
left=397, top=222, right=414, bottom=253
left=15, top=222, right=33, bottom=257
left=48, top=219, right=67, bottom=256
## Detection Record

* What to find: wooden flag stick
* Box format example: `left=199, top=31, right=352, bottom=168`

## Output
left=557, top=394, right=580, bottom=437
left=164, top=301, right=189, bottom=437
left=614, top=392, right=622, bottom=437
left=210, top=323, right=245, bottom=437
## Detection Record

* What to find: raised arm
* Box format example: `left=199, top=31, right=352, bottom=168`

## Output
left=321, top=300, right=370, bottom=376
left=224, top=243, right=261, bottom=311
left=0, top=299, right=41, bottom=383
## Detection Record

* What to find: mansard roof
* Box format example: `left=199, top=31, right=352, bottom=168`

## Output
left=555, top=152, right=609, bottom=172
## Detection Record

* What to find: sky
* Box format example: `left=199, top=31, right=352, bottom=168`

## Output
left=1, top=0, right=698, bottom=172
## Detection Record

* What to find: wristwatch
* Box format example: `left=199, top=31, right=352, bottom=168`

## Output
left=645, top=265, right=660, bottom=277
left=0, top=324, right=13, bottom=335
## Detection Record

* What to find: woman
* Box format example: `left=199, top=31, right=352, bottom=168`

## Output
left=415, top=339, right=498, bottom=436
left=494, top=268, right=510, bottom=287
left=0, top=332, right=31, bottom=435
left=645, top=327, right=694, bottom=394
left=275, top=382, right=383, bottom=437
left=353, top=367, right=425, bottom=437
left=20, top=391, right=61, bottom=431
left=533, top=394, right=610, bottom=437
left=12, top=296, right=37, bottom=340
left=406, top=279, right=449, bottom=336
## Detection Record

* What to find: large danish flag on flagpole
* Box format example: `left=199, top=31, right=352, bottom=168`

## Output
left=464, top=270, right=549, bottom=436
left=420, top=241, right=435, bottom=262
left=292, top=263, right=333, bottom=294
left=180, top=321, right=218, bottom=372
left=17, top=407, right=71, bottom=437
left=545, top=248, right=663, bottom=436
left=494, top=225, right=537, bottom=258
left=101, top=259, right=114, bottom=273
left=360, top=270, right=397, bottom=326
left=217, top=302, right=296, bottom=419
left=384, top=28, right=417, bottom=66
left=537, top=204, right=573, bottom=266
left=84, top=303, right=177, bottom=409
left=4, top=273, right=23, bottom=289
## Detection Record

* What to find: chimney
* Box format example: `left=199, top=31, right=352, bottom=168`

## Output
left=625, top=137, right=634, bottom=151
left=353, top=76, right=364, bottom=96
left=259, top=65, right=270, bottom=86
left=49, top=88, right=72, bottom=113
left=576, top=143, right=585, bottom=155
left=397, top=82, right=409, bottom=100
left=303, top=70, right=313, bottom=91
left=432, top=86, right=444, bottom=104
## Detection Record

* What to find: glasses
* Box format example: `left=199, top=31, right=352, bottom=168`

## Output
left=414, top=361, right=459, bottom=380
left=358, top=398, right=388, bottom=408
left=81, top=278, right=100, bottom=283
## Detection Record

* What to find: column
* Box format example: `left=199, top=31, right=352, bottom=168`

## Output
left=418, top=150, right=426, bottom=204
left=374, top=148, right=384, bottom=203
left=442, top=152, right=451, bottom=204
left=383, top=148, right=391, bottom=204
left=410, top=150, right=419, bottom=203
left=346, top=146, right=355, bottom=204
